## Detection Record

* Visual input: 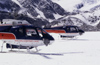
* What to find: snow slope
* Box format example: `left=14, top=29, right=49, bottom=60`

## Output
left=51, top=0, right=100, bottom=27
left=80, top=0, right=100, bottom=11
left=0, top=32, right=100, bottom=65
left=52, top=0, right=100, bottom=11
left=12, top=0, right=23, bottom=8
left=52, top=0, right=82, bottom=12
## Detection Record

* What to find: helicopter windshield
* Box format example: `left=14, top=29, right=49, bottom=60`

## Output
left=37, top=28, right=48, bottom=37
left=37, top=28, right=47, bottom=34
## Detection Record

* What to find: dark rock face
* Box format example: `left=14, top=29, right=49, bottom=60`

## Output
left=17, top=0, right=67, bottom=19
left=0, top=0, right=20, bottom=12
left=0, top=0, right=67, bottom=19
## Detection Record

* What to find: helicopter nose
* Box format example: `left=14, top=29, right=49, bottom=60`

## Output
left=42, top=33, right=54, bottom=46
left=43, top=38, right=50, bottom=46
left=79, top=31, right=85, bottom=35
left=43, top=37, right=54, bottom=46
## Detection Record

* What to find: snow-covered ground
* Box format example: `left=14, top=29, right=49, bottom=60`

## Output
left=0, top=32, right=100, bottom=65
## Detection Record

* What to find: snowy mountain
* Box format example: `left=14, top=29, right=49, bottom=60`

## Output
left=50, top=0, right=100, bottom=31
left=13, top=0, right=67, bottom=19
left=0, top=0, right=68, bottom=19
left=0, top=0, right=69, bottom=27
left=0, top=0, right=100, bottom=30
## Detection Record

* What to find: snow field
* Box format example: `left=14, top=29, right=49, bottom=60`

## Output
left=0, top=32, right=100, bottom=65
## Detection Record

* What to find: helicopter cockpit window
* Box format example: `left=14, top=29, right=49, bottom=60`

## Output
left=70, top=27, right=77, bottom=32
left=26, top=29, right=37, bottom=36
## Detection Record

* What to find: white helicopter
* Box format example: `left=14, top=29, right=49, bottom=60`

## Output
left=44, top=25, right=84, bottom=38
left=0, top=19, right=54, bottom=53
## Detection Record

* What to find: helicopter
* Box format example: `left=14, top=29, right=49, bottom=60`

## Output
left=44, top=25, right=84, bottom=38
left=0, top=20, right=54, bottom=52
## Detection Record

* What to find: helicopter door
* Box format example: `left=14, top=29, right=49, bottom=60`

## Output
left=10, top=26, right=25, bottom=39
